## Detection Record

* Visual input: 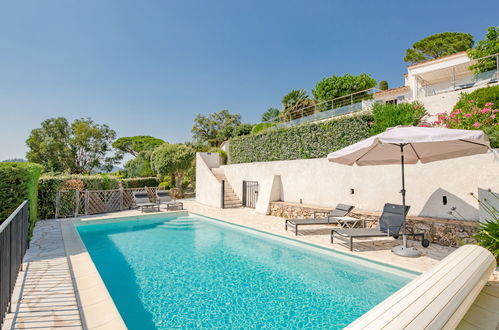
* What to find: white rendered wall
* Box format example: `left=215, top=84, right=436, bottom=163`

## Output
left=220, top=151, right=499, bottom=220
left=418, top=82, right=499, bottom=117
left=195, top=153, right=222, bottom=208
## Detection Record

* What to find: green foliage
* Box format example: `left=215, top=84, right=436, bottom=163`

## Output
left=229, top=113, right=374, bottom=164
left=370, top=102, right=427, bottom=135
left=281, top=89, right=316, bottom=121
left=454, top=85, right=499, bottom=110
left=217, top=123, right=254, bottom=142
left=312, top=73, right=377, bottom=104
left=37, top=174, right=121, bottom=219
left=379, top=80, right=389, bottom=91
left=191, top=110, right=242, bottom=146
left=261, top=107, right=280, bottom=123
left=124, top=151, right=155, bottom=177
left=250, top=123, right=276, bottom=135
left=404, top=32, right=474, bottom=64
left=468, top=26, right=499, bottom=74
left=159, top=176, right=171, bottom=189
left=473, top=191, right=499, bottom=261
left=121, top=177, right=160, bottom=188
left=112, top=136, right=165, bottom=156
left=0, top=162, right=42, bottom=235
left=26, top=117, right=122, bottom=174
left=150, top=144, right=196, bottom=194
left=434, top=101, right=499, bottom=148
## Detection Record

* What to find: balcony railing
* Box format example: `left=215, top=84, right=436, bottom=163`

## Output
left=418, top=69, right=498, bottom=97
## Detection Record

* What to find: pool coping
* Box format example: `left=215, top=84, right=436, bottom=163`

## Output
left=63, top=209, right=419, bottom=328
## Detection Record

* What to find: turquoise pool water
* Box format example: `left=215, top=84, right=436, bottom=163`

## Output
left=76, top=213, right=415, bottom=329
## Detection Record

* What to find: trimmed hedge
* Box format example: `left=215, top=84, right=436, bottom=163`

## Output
left=121, top=177, right=160, bottom=188
left=229, top=113, right=374, bottom=164
left=38, top=174, right=121, bottom=219
left=0, top=162, right=42, bottom=234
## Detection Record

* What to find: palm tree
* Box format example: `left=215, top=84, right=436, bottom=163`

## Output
left=281, top=89, right=316, bottom=121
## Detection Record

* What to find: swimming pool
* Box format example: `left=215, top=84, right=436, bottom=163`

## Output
left=76, top=213, right=416, bottom=329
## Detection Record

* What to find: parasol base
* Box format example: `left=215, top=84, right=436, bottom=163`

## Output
left=391, top=245, right=422, bottom=257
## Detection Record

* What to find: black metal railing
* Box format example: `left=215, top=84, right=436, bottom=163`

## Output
left=0, top=201, right=29, bottom=327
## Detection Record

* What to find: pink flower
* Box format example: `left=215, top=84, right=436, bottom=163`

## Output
left=445, top=124, right=450, bottom=128
left=433, top=120, right=441, bottom=125
left=491, top=114, right=496, bottom=119
left=485, top=102, right=494, bottom=107
left=464, top=113, right=472, bottom=118
left=481, top=108, right=492, bottom=113
left=472, top=122, right=481, bottom=128
left=454, top=108, right=461, bottom=113
left=450, top=113, right=455, bottom=118
left=368, top=121, right=374, bottom=126
left=420, top=123, right=430, bottom=128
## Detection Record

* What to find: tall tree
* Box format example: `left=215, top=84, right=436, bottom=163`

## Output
left=261, top=107, right=280, bottom=123
left=404, top=32, right=474, bottom=64
left=26, top=117, right=122, bottom=174
left=281, top=89, right=316, bottom=121
left=150, top=144, right=195, bottom=195
left=112, top=136, right=165, bottom=157
left=312, top=73, right=377, bottom=106
left=191, top=110, right=241, bottom=146
left=468, top=26, right=499, bottom=74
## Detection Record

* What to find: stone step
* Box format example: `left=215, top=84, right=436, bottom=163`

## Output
left=224, top=202, right=243, bottom=208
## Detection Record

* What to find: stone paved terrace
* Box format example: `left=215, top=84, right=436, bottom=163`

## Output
left=3, top=199, right=498, bottom=329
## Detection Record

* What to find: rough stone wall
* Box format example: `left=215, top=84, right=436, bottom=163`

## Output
left=269, top=201, right=478, bottom=247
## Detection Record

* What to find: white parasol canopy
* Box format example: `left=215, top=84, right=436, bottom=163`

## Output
left=327, top=126, right=490, bottom=257
left=327, top=126, right=489, bottom=166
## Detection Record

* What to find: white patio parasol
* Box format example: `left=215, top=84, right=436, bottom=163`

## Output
left=327, top=126, right=490, bottom=257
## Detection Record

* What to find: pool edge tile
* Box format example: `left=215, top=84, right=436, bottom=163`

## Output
left=60, top=221, right=127, bottom=330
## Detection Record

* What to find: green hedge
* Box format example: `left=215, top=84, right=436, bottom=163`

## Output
left=229, top=113, right=374, bottom=163
left=0, top=162, right=42, bottom=234
left=38, top=174, right=121, bottom=219
left=121, top=177, right=160, bottom=188
left=454, top=85, right=499, bottom=110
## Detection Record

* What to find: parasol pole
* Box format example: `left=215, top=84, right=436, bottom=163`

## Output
left=400, top=144, right=407, bottom=248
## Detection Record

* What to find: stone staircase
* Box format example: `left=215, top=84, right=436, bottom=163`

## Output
left=211, top=168, right=243, bottom=208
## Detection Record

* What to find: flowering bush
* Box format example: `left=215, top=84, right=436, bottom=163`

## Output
left=432, top=100, right=499, bottom=147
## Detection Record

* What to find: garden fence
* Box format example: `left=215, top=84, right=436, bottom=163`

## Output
left=55, top=186, right=166, bottom=218
left=0, top=201, right=29, bottom=327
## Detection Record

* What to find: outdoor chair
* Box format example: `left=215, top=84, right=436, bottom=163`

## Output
left=133, top=191, right=160, bottom=213
left=330, top=203, right=429, bottom=251
left=156, top=191, right=183, bottom=210
left=285, top=204, right=356, bottom=235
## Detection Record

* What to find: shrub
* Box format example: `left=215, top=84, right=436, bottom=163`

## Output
left=250, top=123, right=276, bottom=135
left=121, top=177, right=160, bottom=188
left=229, top=113, right=373, bottom=164
left=38, top=174, right=120, bottom=219
left=454, top=86, right=499, bottom=110
left=370, top=102, right=427, bottom=135
left=0, top=162, right=42, bottom=235
left=472, top=190, right=498, bottom=262
left=433, top=101, right=498, bottom=147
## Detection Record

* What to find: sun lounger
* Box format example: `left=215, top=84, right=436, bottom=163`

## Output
left=331, top=203, right=429, bottom=251
left=156, top=191, right=183, bottom=210
left=285, top=204, right=355, bottom=235
left=133, top=191, right=160, bottom=213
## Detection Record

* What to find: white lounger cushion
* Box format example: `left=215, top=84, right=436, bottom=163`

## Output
left=346, top=245, right=496, bottom=330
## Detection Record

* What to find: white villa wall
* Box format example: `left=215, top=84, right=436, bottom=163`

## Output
left=221, top=151, right=499, bottom=220
left=419, top=82, right=499, bottom=117
left=195, top=153, right=222, bottom=208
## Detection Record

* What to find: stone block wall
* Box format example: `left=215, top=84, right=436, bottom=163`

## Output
left=269, top=201, right=478, bottom=247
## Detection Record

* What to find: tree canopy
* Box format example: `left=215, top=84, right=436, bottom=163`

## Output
left=261, top=107, right=280, bottom=123
left=404, top=32, right=474, bottom=64
left=468, top=26, right=499, bottom=74
left=150, top=144, right=195, bottom=192
left=281, top=89, right=316, bottom=120
left=112, top=136, right=165, bottom=156
left=191, top=110, right=241, bottom=146
left=26, top=117, right=122, bottom=174
left=312, top=73, right=377, bottom=103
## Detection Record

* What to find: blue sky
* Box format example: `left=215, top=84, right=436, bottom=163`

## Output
left=1, top=0, right=498, bottom=161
